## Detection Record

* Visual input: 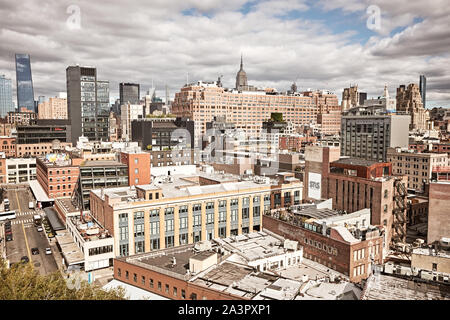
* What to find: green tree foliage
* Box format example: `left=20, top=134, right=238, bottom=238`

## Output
left=270, top=112, right=283, bottom=122
left=0, top=259, right=126, bottom=300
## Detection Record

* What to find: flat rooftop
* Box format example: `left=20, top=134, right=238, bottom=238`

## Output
left=362, top=274, right=450, bottom=300
left=81, top=160, right=125, bottom=167
left=92, top=170, right=284, bottom=205
left=332, top=158, right=383, bottom=167
left=412, top=248, right=450, bottom=259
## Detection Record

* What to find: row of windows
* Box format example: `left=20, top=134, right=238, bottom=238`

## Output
left=88, top=245, right=113, bottom=256
left=117, top=268, right=206, bottom=299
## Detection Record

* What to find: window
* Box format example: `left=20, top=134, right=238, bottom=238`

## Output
left=150, top=279, right=154, bottom=288
left=117, top=268, right=121, bottom=277
left=181, top=289, right=186, bottom=299
left=125, top=271, right=129, bottom=279
left=150, top=222, right=160, bottom=235
left=133, top=273, right=137, bottom=282
left=134, top=158, right=138, bottom=164
left=165, top=284, right=169, bottom=294
left=173, top=287, right=177, bottom=297
left=165, top=219, right=174, bottom=232
left=141, top=276, right=145, bottom=285
left=432, top=263, right=437, bottom=271
left=231, top=209, right=238, bottom=222
left=158, top=282, right=161, bottom=291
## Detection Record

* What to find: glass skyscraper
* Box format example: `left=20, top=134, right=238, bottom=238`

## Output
left=419, top=75, right=426, bottom=108
left=66, top=66, right=110, bottom=143
left=15, top=53, right=35, bottom=112
left=0, top=75, right=14, bottom=117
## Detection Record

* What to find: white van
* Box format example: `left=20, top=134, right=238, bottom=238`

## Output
left=28, top=201, right=34, bottom=209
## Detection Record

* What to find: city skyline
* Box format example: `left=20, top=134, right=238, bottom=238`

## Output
left=0, top=0, right=448, bottom=107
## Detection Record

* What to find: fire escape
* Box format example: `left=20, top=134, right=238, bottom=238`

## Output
left=392, top=178, right=407, bottom=244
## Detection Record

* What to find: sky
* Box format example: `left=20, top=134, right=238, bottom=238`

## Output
left=0, top=0, right=449, bottom=107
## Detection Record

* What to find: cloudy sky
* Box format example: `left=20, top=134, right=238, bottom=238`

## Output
left=0, top=0, right=449, bottom=107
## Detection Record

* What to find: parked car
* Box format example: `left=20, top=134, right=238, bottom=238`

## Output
left=36, top=226, right=43, bottom=232
left=20, top=256, right=29, bottom=263
left=31, top=248, right=39, bottom=255
left=5, top=233, right=12, bottom=241
left=45, top=247, right=52, bottom=255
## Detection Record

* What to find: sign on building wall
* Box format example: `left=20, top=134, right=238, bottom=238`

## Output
left=308, top=172, right=322, bottom=200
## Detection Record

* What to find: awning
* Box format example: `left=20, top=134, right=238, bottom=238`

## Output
left=29, top=180, right=54, bottom=202
left=44, top=207, right=65, bottom=231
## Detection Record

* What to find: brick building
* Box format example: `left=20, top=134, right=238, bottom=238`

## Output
left=263, top=207, right=383, bottom=283
left=16, top=141, right=72, bottom=157
left=36, top=154, right=82, bottom=199
left=0, top=136, right=16, bottom=157
left=119, top=151, right=151, bottom=186
left=304, top=146, right=408, bottom=249
left=279, top=135, right=317, bottom=152
left=427, top=182, right=450, bottom=244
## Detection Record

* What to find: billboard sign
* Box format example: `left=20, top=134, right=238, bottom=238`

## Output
left=308, top=172, right=322, bottom=200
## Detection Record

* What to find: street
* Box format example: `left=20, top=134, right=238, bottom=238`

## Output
left=4, top=187, right=58, bottom=275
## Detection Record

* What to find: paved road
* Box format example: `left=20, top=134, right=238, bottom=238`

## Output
left=4, top=187, right=58, bottom=275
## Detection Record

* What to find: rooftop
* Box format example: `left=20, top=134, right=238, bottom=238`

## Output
left=92, top=170, right=289, bottom=206
left=81, top=160, right=124, bottom=167
left=69, top=215, right=111, bottom=242
left=362, top=273, right=450, bottom=300
left=332, top=157, right=382, bottom=167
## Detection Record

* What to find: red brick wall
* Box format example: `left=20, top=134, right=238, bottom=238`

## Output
left=262, top=215, right=383, bottom=282
left=114, top=259, right=244, bottom=300
left=120, top=152, right=151, bottom=186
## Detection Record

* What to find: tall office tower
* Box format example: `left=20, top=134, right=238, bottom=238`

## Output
left=341, top=85, right=359, bottom=111
left=419, top=75, right=426, bottom=108
left=235, top=54, right=248, bottom=90
left=396, top=83, right=429, bottom=131
left=358, top=92, right=367, bottom=106
left=0, top=75, right=14, bottom=117
left=341, top=107, right=411, bottom=162
left=15, top=54, right=35, bottom=112
left=66, top=66, right=110, bottom=143
left=119, top=83, right=140, bottom=105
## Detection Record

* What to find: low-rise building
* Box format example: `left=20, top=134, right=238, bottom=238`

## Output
left=74, top=160, right=129, bottom=210
left=89, top=169, right=302, bottom=258
left=4, top=157, right=36, bottom=183
left=36, top=153, right=81, bottom=199
left=263, top=203, right=384, bottom=283
left=63, top=214, right=114, bottom=271
left=387, top=147, right=448, bottom=193
left=0, top=136, right=16, bottom=157
left=112, top=231, right=361, bottom=300
left=427, top=181, right=450, bottom=244
left=16, top=141, right=72, bottom=157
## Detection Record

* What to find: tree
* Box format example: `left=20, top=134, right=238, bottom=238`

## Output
left=0, top=259, right=126, bottom=300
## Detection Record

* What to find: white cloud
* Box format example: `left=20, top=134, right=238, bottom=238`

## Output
left=0, top=0, right=448, bottom=107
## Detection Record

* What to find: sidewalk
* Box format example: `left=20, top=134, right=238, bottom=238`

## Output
left=0, top=222, right=5, bottom=261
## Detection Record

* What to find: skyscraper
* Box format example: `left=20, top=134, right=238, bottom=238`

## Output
left=15, top=54, right=35, bottom=112
left=119, top=83, right=140, bottom=105
left=419, top=75, right=426, bottom=108
left=0, top=75, right=14, bottom=117
left=66, top=66, right=110, bottom=143
left=235, top=54, right=248, bottom=90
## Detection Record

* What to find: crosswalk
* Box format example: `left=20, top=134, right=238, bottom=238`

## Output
left=10, top=218, right=33, bottom=225
left=16, top=211, right=35, bottom=217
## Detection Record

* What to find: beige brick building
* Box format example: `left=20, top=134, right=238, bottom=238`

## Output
left=89, top=171, right=302, bottom=257
left=38, top=97, right=68, bottom=119
left=387, top=147, right=448, bottom=193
